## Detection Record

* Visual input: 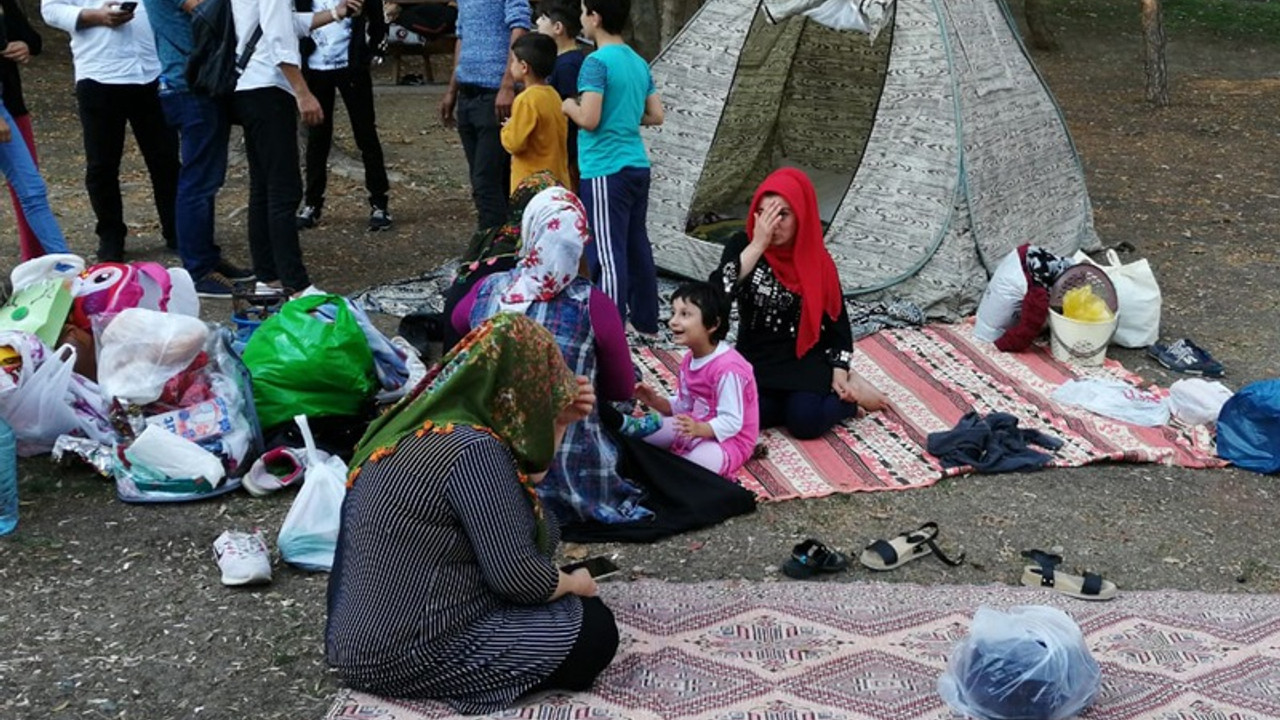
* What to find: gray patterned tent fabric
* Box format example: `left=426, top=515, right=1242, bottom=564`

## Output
left=644, top=0, right=1100, bottom=320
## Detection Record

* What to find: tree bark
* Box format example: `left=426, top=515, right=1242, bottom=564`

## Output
left=661, top=0, right=702, bottom=47
left=1141, top=0, right=1170, bottom=106
left=627, top=0, right=663, bottom=61
left=1024, top=0, right=1059, bottom=52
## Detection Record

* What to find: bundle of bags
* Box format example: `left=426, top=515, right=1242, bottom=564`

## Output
left=0, top=255, right=263, bottom=501
left=975, top=244, right=1162, bottom=350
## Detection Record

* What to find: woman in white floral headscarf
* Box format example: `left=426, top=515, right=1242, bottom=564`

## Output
left=451, top=186, right=651, bottom=526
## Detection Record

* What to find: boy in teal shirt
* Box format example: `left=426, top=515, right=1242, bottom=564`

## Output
left=562, top=0, right=664, bottom=334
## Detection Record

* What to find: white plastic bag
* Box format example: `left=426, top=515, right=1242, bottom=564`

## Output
left=939, top=606, right=1101, bottom=720
left=10, top=254, right=85, bottom=294
left=1072, top=249, right=1161, bottom=348
left=1052, top=378, right=1170, bottom=427
left=974, top=249, right=1028, bottom=342
left=1169, top=378, right=1233, bottom=426
left=278, top=414, right=349, bottom=572
left=0, top=332, right=111, bottom=456
left=125, top=424, right=226, bottom=486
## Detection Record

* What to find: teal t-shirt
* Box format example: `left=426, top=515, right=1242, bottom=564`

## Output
left=576, top=44, right=656, bottom=180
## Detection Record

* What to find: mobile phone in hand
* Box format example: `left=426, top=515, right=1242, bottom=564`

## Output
left=119, top=1, right=138, bottom=11
left=561, top=555, right=620, bottom=581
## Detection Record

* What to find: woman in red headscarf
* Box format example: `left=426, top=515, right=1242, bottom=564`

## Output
left=711, top=168, right=889, bottom=439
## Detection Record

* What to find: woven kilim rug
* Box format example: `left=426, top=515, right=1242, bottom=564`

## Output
left=632, top=323, right=1222, bottom=502
left=324, top=580, right=1280, bottom=720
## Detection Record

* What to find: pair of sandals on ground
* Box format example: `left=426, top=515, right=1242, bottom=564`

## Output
left=785, top=523, right=1117, bottom=601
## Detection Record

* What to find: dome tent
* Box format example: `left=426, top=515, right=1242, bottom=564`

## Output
left=643, top=0, right=1101, bottom=319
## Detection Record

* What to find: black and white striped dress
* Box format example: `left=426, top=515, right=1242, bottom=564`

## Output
left=325, top=426, right=583, bottom=714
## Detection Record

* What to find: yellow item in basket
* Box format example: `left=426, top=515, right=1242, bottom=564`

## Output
left=1062, top=285, right=1114, bottom=323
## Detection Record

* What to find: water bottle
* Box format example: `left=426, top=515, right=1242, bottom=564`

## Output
left=0, top=418, right=17, bottom=536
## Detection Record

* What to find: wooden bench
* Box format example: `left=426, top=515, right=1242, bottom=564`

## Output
left=384, top=25, right=455, bottom=84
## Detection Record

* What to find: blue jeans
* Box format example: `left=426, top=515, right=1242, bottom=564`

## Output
left=0, top=104, right=68, bottom=254
left=159, top=91, right=228, bottom=280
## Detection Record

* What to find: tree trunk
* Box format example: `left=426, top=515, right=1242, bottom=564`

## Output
left=627, top=0, right=663, bottom=61
left=1141, top=0, right=1170, bottom=106
left=1024, top=0, right=1059, bottom=52
left=661, top=0, right=702, bottom=47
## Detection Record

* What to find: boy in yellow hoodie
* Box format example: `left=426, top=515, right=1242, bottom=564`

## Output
left=500, top=34, right=570, bottom=190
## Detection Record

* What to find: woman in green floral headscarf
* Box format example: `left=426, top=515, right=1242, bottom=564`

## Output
left=328, top=314, right=620, bottom=714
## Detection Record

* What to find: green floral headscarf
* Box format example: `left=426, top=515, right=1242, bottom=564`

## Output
left=348, top=314, right=578, bottom=549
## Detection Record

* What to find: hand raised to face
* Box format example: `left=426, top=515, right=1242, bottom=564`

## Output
left=751, top=197, right=783, bottom=248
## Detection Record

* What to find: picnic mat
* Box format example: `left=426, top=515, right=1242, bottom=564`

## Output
left=632, top=323, right=1222, bottom=502
left=324, top=579, right=1280, bottom=720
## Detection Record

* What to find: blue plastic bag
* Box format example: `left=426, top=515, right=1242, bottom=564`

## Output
left=939, top=606, right=1101, bottom=720
left=1216, top=379, right=1280, bottom=474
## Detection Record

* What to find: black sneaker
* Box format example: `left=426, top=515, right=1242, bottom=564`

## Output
left=368, top=207, right=393, bottom=232
left=215, top=259, right=255, bottom=282
left=297, top=205, right=322, bottom=230
left=194, top=271, right=236, bottom=298
left=96, top=240, right=125, bottom=263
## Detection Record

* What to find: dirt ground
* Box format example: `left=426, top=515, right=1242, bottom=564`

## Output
left=1, top=8, right=1279, bottom=720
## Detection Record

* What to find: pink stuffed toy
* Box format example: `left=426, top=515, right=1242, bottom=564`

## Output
left=71, top=262, right=173, bottom=331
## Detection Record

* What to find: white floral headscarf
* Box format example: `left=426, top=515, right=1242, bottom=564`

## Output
left=498, top=187, right=591, bottom=313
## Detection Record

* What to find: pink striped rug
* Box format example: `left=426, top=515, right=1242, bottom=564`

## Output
left=324, top=580, right=1280, bottom=720
left=634, top=323, right=1221, bottom=501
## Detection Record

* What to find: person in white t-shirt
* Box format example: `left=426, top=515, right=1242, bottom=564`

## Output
left=229, top=0, right=359, bottom=296
left=294, top=0, right=391, bottom=233
left=40, top=0, right=180, bottom=262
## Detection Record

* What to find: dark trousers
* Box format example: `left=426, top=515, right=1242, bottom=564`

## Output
left=75, top=79, right=180, bottom=258
left=232, top=88, right=311, bottom=291
left=455, top=86, right=509, bottom=230
left=529, top=597, right=619, bottom=693
left=159, top=90, right=230, bottom=281
left=302, top=66, right=389, bottom=210
left=759, top=388, right=857, bottom=440
left=580, top=167, right=658, bottom=333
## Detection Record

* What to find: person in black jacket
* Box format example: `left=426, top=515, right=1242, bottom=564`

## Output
left=294, top=0, right=393, bottom=232
left=0, top=0, right=52, bottom=261
left=712, top=167, right=890, bottom=439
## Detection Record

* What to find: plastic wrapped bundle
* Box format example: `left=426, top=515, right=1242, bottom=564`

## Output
left=938, top=606, right=1101, bottom=720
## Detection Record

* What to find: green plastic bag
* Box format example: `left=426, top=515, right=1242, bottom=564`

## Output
left=241, top=295, right=376, bottom=430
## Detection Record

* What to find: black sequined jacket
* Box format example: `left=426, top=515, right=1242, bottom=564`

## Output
left=712, top=233, right=854, bottom=394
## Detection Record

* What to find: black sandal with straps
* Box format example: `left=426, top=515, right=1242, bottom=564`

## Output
left=782, top=539, right=849, bottom=579
left=859, top=521, right=966, bottom=571
left=1020, top=549, right=1117, bottom=601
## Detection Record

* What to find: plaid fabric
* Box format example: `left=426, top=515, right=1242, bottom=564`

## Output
left=471, top=275, right=652, bottom=525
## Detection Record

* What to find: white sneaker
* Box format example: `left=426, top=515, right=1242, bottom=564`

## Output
left=253, top=282, right=286, bottom=296
left=212, top=530, right=273, bottom=586
left=292, top=284, right=326, bottom=299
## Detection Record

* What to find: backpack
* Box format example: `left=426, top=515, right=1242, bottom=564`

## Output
left=186, top=0, right=263, bottom=97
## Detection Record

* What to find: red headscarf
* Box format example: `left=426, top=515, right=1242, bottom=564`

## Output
left=746, top=167, right=844, bottom=358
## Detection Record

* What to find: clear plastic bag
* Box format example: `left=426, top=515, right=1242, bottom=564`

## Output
left=277, top=414, right=349, bottom=571
left=938, top=606, right=1101, bottom=720
left=97, top=308, right=210, bottom=405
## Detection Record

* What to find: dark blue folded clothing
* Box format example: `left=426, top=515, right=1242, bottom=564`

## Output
left=926, top=411, right=1064, bottom=473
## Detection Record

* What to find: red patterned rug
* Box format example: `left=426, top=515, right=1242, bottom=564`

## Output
left=633, top=323, right=1222, bottom=501
left=324, top=580, right=1280, bottom=720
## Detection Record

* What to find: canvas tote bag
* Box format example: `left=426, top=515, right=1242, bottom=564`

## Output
left=1071, top=249, right=1161, bottom=348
